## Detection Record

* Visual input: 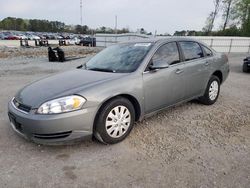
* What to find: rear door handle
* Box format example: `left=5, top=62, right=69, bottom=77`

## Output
left=175, top=68, right=183, bottom=74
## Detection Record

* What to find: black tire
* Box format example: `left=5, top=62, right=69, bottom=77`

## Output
left=243, top=63, right=249, bottom=73
left=199, top=75, right=220, bottom=105
left=94, top=97, right=135, bottom=144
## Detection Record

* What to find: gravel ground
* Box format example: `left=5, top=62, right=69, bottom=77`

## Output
left=0, top=49, right=249, bottom=188
left=0, top=45, right=101, bottom=59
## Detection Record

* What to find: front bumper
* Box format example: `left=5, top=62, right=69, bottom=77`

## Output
left=8, top=100, right=97, bottom=145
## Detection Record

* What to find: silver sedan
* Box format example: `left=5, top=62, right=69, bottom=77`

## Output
left=8, top=38, right=229, bottom=145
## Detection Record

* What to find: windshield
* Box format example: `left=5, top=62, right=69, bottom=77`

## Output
left=85, top=43, right=152, bottom=73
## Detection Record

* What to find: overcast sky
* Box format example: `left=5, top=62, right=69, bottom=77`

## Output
left=0, top=0, right=220, bottom=34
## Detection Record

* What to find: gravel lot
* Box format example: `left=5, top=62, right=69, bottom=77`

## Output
left=0, top=47, right=249, bottom=188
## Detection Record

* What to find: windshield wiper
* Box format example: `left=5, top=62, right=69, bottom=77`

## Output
left=87, top=67, right=115, bottom=73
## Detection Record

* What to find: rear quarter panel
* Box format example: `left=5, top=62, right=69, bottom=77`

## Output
left=211, top=52, right=230, bottom=84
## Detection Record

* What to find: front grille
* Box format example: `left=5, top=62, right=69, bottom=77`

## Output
left=33, top=131, right=72, bottom=140
left=13, top=98, right=31, bottom=113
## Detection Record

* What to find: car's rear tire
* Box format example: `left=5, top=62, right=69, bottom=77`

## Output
left=243, top=63, right=249, bottom=73
left=94, top=97, right=135, bottom=144
left=199, top=75, right=220, bottom=105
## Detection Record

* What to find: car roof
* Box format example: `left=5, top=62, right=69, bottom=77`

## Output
left=122, top=37, right=203, bottom=45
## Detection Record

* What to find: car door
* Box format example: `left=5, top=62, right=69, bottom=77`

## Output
left=143, top=42, right=186, bottom=114
left=178, top=41, right=211, bottom=99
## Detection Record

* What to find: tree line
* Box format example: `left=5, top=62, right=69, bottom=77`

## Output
left=2, top=0, right=250, bottom=37
left=0, top=17, right=130, bottom=34
left=202, top=0, right=250, bottom=36
left=174, top=0, right=250, bottom=36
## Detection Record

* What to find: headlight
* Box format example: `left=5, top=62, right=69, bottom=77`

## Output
left=37, top=95, right=86, bottom=114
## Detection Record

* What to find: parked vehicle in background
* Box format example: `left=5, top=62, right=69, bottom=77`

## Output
left=63, top=34, right=71, bottom=39
left=243, top=57, right=250, bottom=73
left=17, top=34, right=28, bottom=40
left=0, top=33, right=7, bottom=39
left=37, top=34, right=46, bottom=40
left=5, top=34, right=20, bottom=40
left=8, top=38, right=229, bottom=145
left=55, top=35, right=63, bottom=40
left=66, top=37, right=80, bottom=45
left=77, top=36, right=96, bottom=47
left=26, top=33, right=40, bottom=40
left=46, top=34, right=56, bottom=40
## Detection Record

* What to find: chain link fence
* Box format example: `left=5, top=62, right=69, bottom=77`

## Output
left=1, top=33, right=250, bottom=53
left=95, top=34, right=250, bottom=53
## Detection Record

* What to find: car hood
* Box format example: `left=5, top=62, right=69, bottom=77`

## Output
left=15, top=69, right=126, bottom=108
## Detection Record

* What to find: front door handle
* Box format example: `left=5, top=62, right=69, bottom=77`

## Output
left=205, top=61, right=210, bottom=66
left=175, top=68, right=183, bottom=74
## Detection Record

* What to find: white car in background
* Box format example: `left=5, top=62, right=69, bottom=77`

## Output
left=66, top=37, right=80, bottom=45
left=17, top=34, right=28, bottom=40
left=26, top=33, right=40, bottom=40
left=55, top=35, right=63, bottom=40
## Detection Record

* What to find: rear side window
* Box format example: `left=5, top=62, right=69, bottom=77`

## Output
left=179, top=42, right=204, bottom=61
left=152, top=42, right=180, bottom=66
left=202, top=45, right=213, bottom=57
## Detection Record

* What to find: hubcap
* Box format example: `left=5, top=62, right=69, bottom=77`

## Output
left=105, top=105, right=131, bottom=138
left=209, top=80, right=219, bottom=101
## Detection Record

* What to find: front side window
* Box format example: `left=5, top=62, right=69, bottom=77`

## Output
left=152, top=42, right=180, bottom=67
left=179, top=42, right=204, bottom=61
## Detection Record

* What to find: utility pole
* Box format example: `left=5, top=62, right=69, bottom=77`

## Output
left=154, top=30, right=157, bottom=37
left=115, top=15, right=118, bottom=34
left=80, top=0, right=83, bottom=33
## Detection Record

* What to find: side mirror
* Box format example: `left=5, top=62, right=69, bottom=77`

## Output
left=149, top=60, right=169, bottom=71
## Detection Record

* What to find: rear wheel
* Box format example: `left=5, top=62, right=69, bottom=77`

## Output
left=94, top=97, right=135, bottom=144
left=199, top=75, right=220, bottom=105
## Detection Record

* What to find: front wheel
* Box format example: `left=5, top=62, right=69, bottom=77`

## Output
left=199, top=75, right=220, bottom=105
left=94, top=97, right=135, bottom=144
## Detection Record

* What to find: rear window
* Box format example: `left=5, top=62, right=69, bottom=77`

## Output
left=179, top=41, right=204, bottom=61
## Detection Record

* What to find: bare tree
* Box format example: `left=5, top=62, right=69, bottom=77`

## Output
left=234, top=0, right=250, bottom=24
left=222, top=0, right=234, bottom=30
left=204, top=0, right=221, bottom=34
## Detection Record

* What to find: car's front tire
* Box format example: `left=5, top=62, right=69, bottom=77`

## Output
left=94, top=97, right=135, bottom=144
left=199, top=75, right=220, bottom=105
